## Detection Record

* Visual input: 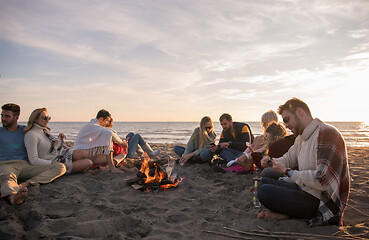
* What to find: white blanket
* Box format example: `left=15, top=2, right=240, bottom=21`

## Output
left=74, top=119, right=114, bottom=156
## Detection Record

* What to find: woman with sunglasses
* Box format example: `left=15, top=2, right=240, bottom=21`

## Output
left=24, top=108, right=93, bottom=174
left=173, top=116, right=216, bottom=165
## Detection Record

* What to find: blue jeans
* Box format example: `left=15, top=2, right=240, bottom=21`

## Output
left=257, top=177, right=320, bottom=219
left=126, top=132, right=146, bottom=158
left=173, top=146, right=214, bottom=163
left=219, top=148, right=243, bottom=162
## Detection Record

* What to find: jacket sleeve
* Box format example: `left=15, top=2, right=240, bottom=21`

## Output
left=24, top=132, right=52, bottom=165
left=183, top=128, right=198, bottom=156
left=218, top=132, right=225, bottom=143
left=229, top=125, right=250, bottom=151
left=111, top=131, right=123, bottom=144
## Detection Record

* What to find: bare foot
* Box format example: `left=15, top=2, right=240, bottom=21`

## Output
left=19, top=182, right=30, bottom=188
left=8, top=187, right=28, bottom=205
left=99, top=166, right=110, bottom=172
left=257, top=210, right=289, bottom=220
left=119, top=166, right=138, bottom=173
left=109, top=167, right=124, bottom=173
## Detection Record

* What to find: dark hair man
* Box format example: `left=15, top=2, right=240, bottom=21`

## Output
left=205, top=113, right=254, bottom=163
left=257, top=97, right=350, bottom=227
left=0, top=103, right=66, bottom=205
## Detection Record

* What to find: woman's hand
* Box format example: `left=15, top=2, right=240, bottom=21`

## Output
left=179, top=153, right=195, bottom=165
left=121, top=140, right=128, bottom=148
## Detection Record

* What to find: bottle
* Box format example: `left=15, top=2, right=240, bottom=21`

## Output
left=253, top=169, right=261, bottom=208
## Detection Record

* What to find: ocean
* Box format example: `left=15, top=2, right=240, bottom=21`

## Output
left=21, top=121, right=369, bottom=148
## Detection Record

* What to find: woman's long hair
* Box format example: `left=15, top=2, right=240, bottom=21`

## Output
left=265, top=122, right=287, bottom=145
left=24, top=108, right=48, bottom=134
left=261, top=110, right=278, bottom=133
left=199, top=116, right=214, bottom=148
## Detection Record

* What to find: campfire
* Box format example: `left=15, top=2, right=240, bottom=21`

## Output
left=128, top=153, right=183, bottom=192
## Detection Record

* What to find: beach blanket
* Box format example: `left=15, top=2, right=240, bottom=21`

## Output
left=74, top=119, right=114, bottom=156
left=308, top=125, right=350, bottom=226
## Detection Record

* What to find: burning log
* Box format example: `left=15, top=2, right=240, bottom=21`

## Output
left=127, top=153, right=183, bottom=192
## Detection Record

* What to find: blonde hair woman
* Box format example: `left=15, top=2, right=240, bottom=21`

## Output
left=225, top=110, right=279, bottom=169
left=24, top=108, right=93, bottom=174
left=173, top=116, right=216, bottom=165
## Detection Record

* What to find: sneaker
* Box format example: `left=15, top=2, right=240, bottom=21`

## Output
left=226, top=160, right=237, bottom=167
left=149, top=150, right=160, bottom=158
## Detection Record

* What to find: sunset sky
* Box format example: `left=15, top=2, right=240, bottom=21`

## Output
left=1, top=0, right=368, bottom=122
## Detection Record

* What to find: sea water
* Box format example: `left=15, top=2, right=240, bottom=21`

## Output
left=21, top=121, right=369, bottom=147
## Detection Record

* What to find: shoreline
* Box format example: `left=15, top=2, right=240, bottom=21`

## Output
left=0, top=145, right=368, bottom=239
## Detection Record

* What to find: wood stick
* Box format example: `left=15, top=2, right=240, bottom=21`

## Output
left=258, top=226, right=283, bottom=240
left=347, top=203, right=369, bottom=218
left=223, top=226, right=360, bottom=240
left=224, top=227, right=308, bottom=239
left=349, top=218, right=369, bottom=226
left=214, top=206, right=221, bottom=214
left=203, top=230, right=254, bottom=240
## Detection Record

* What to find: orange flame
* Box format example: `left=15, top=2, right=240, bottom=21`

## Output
left=139, top=153, right=183, bottom=191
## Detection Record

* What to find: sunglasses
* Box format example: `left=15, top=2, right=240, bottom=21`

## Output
left=42, top=116, right=51, bottom=121
left=205, top=126, right=212, bottom=130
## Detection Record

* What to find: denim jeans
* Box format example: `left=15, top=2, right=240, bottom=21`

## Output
left=257, top=177, right=320, bottom=219
left=173, top=146, right=214, bottom=163
left=126, top=132, right=146, bottom=158
left=261, top=167, right=284, bottom=179
left=219, top=148, right=243, bottom=162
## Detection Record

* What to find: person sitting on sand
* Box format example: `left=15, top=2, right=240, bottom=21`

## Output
left=225, top=122, right=287, bottom=173
left=24, top=108, right=93, bottom=174
left=225, top=110, right=279, bottom=169
left=0, top=103, right=65, bottom=205
left=124, top=133, right=160, bottom=159
left=74, top=109, right=127, bottom=173
left=173, top=116, right=217, bottom=164
left=205, top=113, right=254, bottom=163
left=106, top=118, right=160, bottom=160
left=247, top=110, right=279, bottom=156
left=257, top=98, right=350, bottom=226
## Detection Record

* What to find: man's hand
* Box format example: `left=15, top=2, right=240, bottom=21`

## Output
left=272, top=161, right=287, bottom=174
left=219, top=142, right=230, bottom=149
left=260, top=156, right=270, bottom=168
left=210, top=145, right=218, bottom=153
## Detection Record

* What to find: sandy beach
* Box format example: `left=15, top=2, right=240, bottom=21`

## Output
left=0, top=145, right=368, bottom=239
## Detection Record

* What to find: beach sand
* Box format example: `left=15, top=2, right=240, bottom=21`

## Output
left=0, top=145, right=368, bottom=239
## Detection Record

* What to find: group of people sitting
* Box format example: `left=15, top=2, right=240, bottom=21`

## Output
left=0, top=97, right=350, bottom=227
left=173, top=98, right=350, bottom=227
left=0, top=105, right=159, bottom=205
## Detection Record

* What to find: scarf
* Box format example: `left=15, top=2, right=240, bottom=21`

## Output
left=308, top=123, right=350, bottom=226
left=74, top=119, right=114, bottom=156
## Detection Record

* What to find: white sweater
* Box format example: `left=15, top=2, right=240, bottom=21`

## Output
left=275, top=118, right=326, bottom=199
left=24, top=124, right=61, bottom=165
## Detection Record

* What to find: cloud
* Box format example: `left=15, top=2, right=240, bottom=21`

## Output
left=1, top=0, right=369, bottom=121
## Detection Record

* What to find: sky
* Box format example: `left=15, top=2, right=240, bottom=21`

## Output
left=0, top=0, right=369, bottom=123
